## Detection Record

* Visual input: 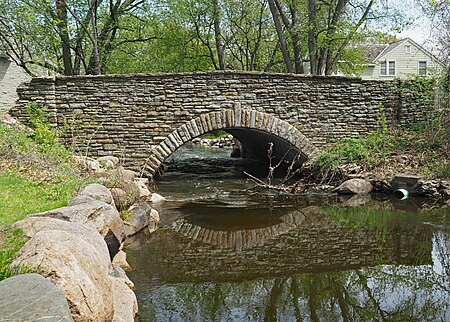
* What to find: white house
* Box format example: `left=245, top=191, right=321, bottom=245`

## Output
left=361, top=38, right=444, bottom=80
left=0, top=53, right=31, bottom=111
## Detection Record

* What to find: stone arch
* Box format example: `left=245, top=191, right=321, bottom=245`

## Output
left=144, top=108, right=320, bottom=176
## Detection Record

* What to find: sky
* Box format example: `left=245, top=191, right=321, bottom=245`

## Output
left=395, top=0, right=437, bottom=51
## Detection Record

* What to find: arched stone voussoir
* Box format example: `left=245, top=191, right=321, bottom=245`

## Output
left=146, top=109, right=320, bottom=176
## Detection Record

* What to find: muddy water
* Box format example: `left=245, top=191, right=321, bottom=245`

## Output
left=127, top=145, right=450, bottom=321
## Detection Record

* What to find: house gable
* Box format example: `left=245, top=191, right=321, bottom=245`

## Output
left=361, top=38, right=444, bottom=80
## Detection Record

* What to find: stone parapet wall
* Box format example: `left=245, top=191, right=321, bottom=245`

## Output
left=10, top=71, right=425, bottom=171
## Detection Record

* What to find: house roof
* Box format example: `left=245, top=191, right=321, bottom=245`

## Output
left=363, top=44, right=389, bottom=61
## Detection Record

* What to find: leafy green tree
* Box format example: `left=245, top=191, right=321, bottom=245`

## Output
left=0, top=0, right=152, bottom=75
left=267, top=0, right=408, bottom=75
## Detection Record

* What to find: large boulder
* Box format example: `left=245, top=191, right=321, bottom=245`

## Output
left=109, top=166, right=137, bottom=183
left=110, top=277, right=138, bottom=322
left=0, top=273, right=73, bottom=322
left=30, top=200, right=125, bottom=244
left=78, top=183, right=115, bottom=206
left=14, top=217, right=109, bottom=259
left=110, top=182, right=140, bottom=211
left=12, top=229, right=114, bottom=322
left=68, top=195, right=96, bottom=206
left=334, top=178, right=373, bottom=194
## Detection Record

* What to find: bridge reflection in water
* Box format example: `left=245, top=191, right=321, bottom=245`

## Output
left=129, top=206, right=433, bottom=283
left=127, top=205, right=450, bottom=321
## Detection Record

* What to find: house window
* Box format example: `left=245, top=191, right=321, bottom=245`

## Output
left=405, top=45, right=411, bottom=54
left=380, top=60, right=396, bottom=76
left=418, top=61, right=427, bottom=75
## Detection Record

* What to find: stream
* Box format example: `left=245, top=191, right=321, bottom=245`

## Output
left=127, top=145, right=450, bottom=321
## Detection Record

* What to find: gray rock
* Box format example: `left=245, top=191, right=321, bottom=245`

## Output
left=72, top=156, right=103, bottom=173
left=30, top=199, right=126, bottom=245
left=112, top=250, right=132, bottom=273
left=109, top=264, right=134, bottom=290
left=97, top=156, right=120, bottom=169
left=334, top=178, right=373, bottom=194
left=150, top=193, right=166, bottom=203
left=78, top=183, right=115, bottom=206
left=123, top=203, right=152, bottom=236
left=68, top=195, right=96, bottom=206
left=417, top=180, right=441, bottom=197
left=134, top=178, right=151, bottom=198
left=14, top=217, right=109, bottom=261
left=12, top=230, right=114, bottom=322
left=0, top=273, right=73, bottom=322
left=111, top=182, right=140, bottom=210
left=110, top=166, right=136, bottom=182
left=111, top=187, right=128, bottom=211
left=110, top=276, right=138, bottom=322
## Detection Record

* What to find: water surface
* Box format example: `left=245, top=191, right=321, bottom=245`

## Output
left=128, top=145, right=450, bottom=321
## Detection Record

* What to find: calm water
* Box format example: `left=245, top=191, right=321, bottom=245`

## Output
left=127, top=145, right=450, bottom=321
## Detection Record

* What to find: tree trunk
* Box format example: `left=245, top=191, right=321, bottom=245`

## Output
left=56, top=0, right=73, bottom=75
left=290, top=2, right=304, bottom=74
left=268, top=0, right=293, bottom=73
left=213, top=0, right=226, bottom=70
left=87, top=0, right=101, bottom=75
left=308, top=0, right=317, bottom=75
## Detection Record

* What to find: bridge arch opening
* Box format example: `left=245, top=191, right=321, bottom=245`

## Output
left=145, top=109, right=320, bottom=177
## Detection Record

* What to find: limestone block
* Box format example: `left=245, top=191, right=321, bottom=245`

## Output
left=111, top=187, right=128, bottom=211
left=334, top=178, right=373, bottom=194
left=150, top=193, right=166, bottom=203
left=112, top=250, right=132, bottom=273
left=12, top=230, right=113, bottom=322
left=30, top=200, right=126, bottom=245
left=78, top=183, right=115, bottom=206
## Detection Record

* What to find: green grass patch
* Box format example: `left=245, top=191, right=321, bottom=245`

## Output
left=0, top=170, right=87, bottom=226
left=200, top=130, right=229, bottom=139
left=0, top=109, right=94, bottom=280
left=0, top=228, right=31, bottom=280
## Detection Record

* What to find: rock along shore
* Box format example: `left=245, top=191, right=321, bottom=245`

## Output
left=0, top=155, right=164, bottom=322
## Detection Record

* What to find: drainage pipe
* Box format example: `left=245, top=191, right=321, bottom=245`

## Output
left=394, top=188, right=409, bottom=200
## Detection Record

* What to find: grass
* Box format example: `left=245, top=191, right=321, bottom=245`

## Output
left=0, top=110, right=93, bottom=280
left=0, top=170, right=88, bottom=226
left=315, top=124, right=450, bottom=181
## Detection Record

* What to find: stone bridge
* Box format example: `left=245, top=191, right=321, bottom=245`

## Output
left=11, top=71, right=424, bottom=176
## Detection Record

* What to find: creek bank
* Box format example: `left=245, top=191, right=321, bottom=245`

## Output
left=2, top=156, right=162, bottom=321
left=191, top=135, right=234, bottom=148
left=297, top=166, right=450, bottom=206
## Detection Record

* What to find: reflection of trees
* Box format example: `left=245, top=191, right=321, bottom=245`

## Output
left=146, top=263, right=450, bottom=321
left=264, top=278, right=286, bottom=322
left=434, top=231, right=450, bottom=277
